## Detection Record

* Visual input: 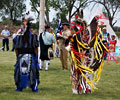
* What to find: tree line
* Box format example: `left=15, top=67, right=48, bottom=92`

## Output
left=0, top=0, right=120, bottom=29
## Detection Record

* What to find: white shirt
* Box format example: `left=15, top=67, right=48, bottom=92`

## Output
left=12, top=33, right=18, bottom=39
left=42, top=31, right=56, bottom=45
left=1, top=30, right=10, bottom=39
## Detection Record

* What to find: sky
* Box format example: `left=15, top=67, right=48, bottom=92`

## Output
left=24, top=0, right=120, bottom=27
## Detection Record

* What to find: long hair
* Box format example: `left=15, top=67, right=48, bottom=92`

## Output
left=22, top=22, right=31, bottom=43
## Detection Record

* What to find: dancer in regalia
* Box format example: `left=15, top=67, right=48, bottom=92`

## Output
left=39, top=25, right=56, bottom=71
left=13, top=14, right=40, bottom=92
left=68, top=10, right=108, bottom=94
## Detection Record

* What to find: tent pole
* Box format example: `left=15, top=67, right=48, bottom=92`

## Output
left=38, top=0, right=45, bottom=63
left=39, top=0, right=45, bottom=33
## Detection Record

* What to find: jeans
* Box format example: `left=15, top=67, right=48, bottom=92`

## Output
left=2, top=38, right=9, bottom=51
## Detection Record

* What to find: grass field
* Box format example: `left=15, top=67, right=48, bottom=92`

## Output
left=0, top=40, right=120, bottom=100
left=116, top=32, right=120, bottom=37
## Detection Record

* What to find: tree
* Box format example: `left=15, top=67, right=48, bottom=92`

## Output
left=30, top=0, right=50, bottom=25
left=90, top=0, right=120, bottom=28
left=30, top=0, right=40, bottom=15
left=116, top=0, right=120, bottom=4
left=30, top=0, right=89, bottom=26
left=0, top=1, right=4, bottom=9
left=49, top=0, right=89, bottom=23
left=0, top=0, right=26, bottom=24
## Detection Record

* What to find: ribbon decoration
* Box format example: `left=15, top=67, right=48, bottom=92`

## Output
left=70, top=14, right=110, bottom=92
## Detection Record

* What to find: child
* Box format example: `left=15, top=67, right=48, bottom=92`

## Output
left=109, top=35, right=117, bottom=60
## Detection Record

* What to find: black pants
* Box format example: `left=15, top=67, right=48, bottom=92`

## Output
left=2, top=38, right=9, bottom=51
left=103, top=40, right=108, bottom=60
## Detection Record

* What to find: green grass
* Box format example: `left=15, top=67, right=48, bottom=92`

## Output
left=116, top=32, right=120, bottom=36
left=0, top=40, right=120, bottom=100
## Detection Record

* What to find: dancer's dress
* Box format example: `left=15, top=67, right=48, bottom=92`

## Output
left=13, top=34, right=40, bottom=92
left=70, top=16, right=108, bottom=94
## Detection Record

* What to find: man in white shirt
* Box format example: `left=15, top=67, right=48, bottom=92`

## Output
left=1, top=26, right=10, bottom=51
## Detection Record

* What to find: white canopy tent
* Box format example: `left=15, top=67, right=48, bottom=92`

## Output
left=88, top=8, right=120, bottom=46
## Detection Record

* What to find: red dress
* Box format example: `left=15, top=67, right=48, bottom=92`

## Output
left=109, top=40, right=117, bottom=52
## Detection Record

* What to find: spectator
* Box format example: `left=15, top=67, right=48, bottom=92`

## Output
left=11, top=29, right=18, bottom=51
left=1, top=25, right=10, bottom=51
left=102, top=27, right=110, bottom=60
left=16, top=25, right=24, bottom=34
left=109, top=35, right=117, bottom=60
